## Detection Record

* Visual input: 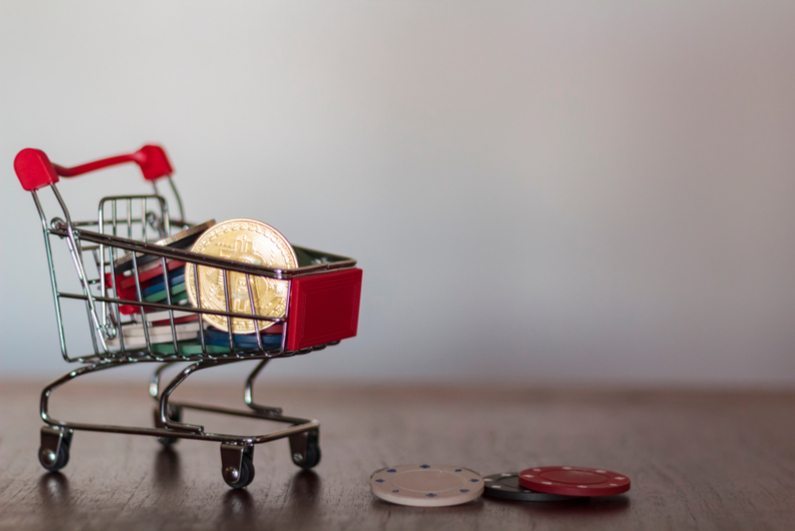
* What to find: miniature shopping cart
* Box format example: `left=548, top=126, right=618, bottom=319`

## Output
left=14, top=145, right=363, bottom=488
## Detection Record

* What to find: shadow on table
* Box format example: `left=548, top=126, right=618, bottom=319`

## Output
left=218, top=469, right=322, bottom=528
left=153, top=447, right=182, bottom=489
left=38, top=472, right=70, bottom=506
left=371, top=498, right=487, bottom=514
left=38, top=472, right=74, bottom=523
left=486, top=494, right=631, bottom=517
left=370, top=495, right=628, bottom=517
left=222, top=489, right=255, bottom=524
left=285, top=470, right=322, bottom=507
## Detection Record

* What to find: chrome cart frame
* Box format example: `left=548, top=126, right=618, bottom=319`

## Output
left=14, top=145, right=362, bottom=488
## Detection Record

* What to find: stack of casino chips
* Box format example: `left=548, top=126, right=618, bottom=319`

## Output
left=107, top=220, right=208, bottom=353
left=369, top=464, right=631, bottom=507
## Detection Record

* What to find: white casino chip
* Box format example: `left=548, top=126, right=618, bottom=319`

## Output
left=107, top=322, right=200, bottom=349
left=370, top=464, right=483, bottom=507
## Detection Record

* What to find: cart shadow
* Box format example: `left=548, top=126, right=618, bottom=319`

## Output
left=370, top=497, right=486, bottom=513
left=38, top=472, right=73, bottom=521
left=38, top=472, right=70, bottom=504
left=218, top=470, right=322, bottom=527
left=485, top=494, right=631, bottom=517
left=285, top=470, right=322, bottom=508
left=153, top=447, right=182, bottom=489
left=221, top=489, right=255, bottom=524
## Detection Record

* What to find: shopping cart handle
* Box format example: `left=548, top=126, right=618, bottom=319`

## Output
left=14, top=145, right=173, bottom=192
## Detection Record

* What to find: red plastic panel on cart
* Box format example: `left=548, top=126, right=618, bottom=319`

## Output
left=286, top=268, right=362, bottom=352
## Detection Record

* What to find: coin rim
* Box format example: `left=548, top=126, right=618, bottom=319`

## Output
left=184, top=218, right=298, bottom=334
left=113, top=219, right=216, bottom=268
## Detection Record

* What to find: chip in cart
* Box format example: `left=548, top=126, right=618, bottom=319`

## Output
left=107, top=322, right=199, bottom=349
left=133, top=309, right=199, bottom=326
left=115, top=260, right=185, bottom=290
left=113, top=219, right=215, bottom=273
left=143, top=271, right=186, bottom=297
left=202, top=327, right=283, bottom=349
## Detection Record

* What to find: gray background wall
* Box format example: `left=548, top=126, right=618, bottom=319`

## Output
left=2, top=1, right=794, bottom=385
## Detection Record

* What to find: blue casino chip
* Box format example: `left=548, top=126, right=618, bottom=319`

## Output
left=143, top=270, right=186, bottom=297
left=200, top=327, right=283, bottom=349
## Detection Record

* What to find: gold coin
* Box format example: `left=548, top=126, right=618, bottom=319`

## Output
left=185, top=219, right=298, bottom=333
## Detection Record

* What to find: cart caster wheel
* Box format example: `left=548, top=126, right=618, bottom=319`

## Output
left=224, top=454, right=255, bottom=489
left=154, top=405, right=182, bottom=447
left=39, top=437, right=70, bottom=472
left=293, top=437, right=321, bottom=470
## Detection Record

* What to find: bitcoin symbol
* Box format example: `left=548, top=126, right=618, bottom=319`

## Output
left=218, top=236, right=261, bottom=314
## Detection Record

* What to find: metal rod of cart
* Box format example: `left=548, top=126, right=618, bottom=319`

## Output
left=13, top=145, right=363, bottom=488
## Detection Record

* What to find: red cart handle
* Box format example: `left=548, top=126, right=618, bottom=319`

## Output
left=14, top=145, right=173, bottom=192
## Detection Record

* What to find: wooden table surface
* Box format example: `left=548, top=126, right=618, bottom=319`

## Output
left=1, top=377, right=794, bottom=531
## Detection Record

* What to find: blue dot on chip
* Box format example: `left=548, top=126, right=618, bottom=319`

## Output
left=455, top=469, right=462, bottom=472
left=387, top=469, right=396, bottom=473
left=460, top=489, right=470, bottom=493
left=420, top=465, right=430, bottom=469
left=426, top=493, right=437, bottom=497
left=470, top=478, right=479, bottom=482
left=392, top=490, right=399, bottom=493
left=375, top=479, right=384, bottom=483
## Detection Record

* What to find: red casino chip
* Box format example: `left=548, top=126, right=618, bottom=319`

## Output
left=518, top=466, right=630, bottom=497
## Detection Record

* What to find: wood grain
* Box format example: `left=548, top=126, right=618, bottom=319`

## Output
left=1, top=377, right=794, bottom=531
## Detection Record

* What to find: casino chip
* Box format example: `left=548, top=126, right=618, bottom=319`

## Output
left=483, top=473, right=574, bottom=501
left=124, top=321, right=200, bottom=337
left=202, top=328, right=283, bottom=349
left=113, top=219, right=215, bottom=273
left=143, top=271, right=186, bottom=297
left=370, top=464, right=483, bottom=507
left=133, top=309, right=197, bottom=325
left=143, top=284, right=188, bottom=303
left=518, top=466, right=630, bottom=497
left=106, top=323, right=199, bottom=349
left=151, top=340, right=232, bottom=355
left=114, top=260, right=185, bottom=291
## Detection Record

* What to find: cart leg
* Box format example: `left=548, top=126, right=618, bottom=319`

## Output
left=220, top=443, right=255, bottom=489
left=156, top=358, right=239, bottom=434
left=152, top=404, right=182, bottom=447
left=41, top=360, right=126, bottom=428
left=149, top=362, right=177, bottom=401
left=289, top=428, right=321, bottom=470
left=39, top=426, right=73, bottom=472
left=244, top=359, right=282, bottom=416
left=150, top=362, right=183, bottom=446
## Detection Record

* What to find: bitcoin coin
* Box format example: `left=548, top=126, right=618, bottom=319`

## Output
left=185, top=219, right=298, bottom=333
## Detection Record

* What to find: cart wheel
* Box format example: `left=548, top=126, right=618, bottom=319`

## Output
left=294, top=436, right=321, bottom=470
left=39, top=437, right=70, bottom=472
left=155, top=405, right=182, bottom=447
left=224, top=454, right=255, bottom=489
